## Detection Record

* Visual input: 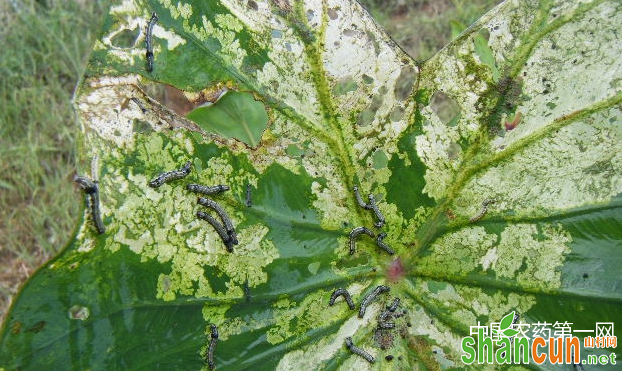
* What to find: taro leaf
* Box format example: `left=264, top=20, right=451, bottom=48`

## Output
left=1, top=0, right=621, bottom=370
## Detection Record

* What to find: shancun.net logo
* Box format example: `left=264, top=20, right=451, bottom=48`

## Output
left=461, top=311, right=617, bottom=366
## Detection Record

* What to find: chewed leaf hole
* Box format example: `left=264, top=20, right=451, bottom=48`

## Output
left=357, top=87, right=386, bottom=126
left=141, top=82, right=196, bottom=116
left=332, top=76, right=358, bottom=96
left=110, top=28, right=139, bottom=49
left=371, top=149, right=388, bottom=169
left=395, top=65, right=417, bottom=100
left=429, top=91, right=461, bottom=126
left=186, top=90, right=269, bottom=147
left=68, top=305, right=90, bottom=321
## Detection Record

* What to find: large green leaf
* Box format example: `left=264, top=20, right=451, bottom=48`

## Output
left=1, top=0, right=621, bottom=370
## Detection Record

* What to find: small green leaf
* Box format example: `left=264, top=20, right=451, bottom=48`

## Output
left=186, top=90, right=268, bottom=147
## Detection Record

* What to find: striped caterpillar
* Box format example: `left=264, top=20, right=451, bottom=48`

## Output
left=243, top=280, right=251, bottom=302
left=74, top=176, right=105, bottom=234
left=378, top=309, right=395, bottom=329
left=329, top=288, right=355, bottom=310
left=367, top=194, right=385, bottom=228
left=378, top=298, right=400, bottom=329
left=90, top=191, right=106, bottom=235
left=572, top=352, right=584, bottom=371
left=74, top=176, right=97, bottom=194
left=512, top=311, right=520, bottom=325
left=197, top=197, right=238, bottom=245
left=353, top=186, right=371, bottom=209
left=348, top=226, right=375, bottom=255
left=145, top=12, right=158, bottom=72
left=345, top=337, right=375, bottom=364
left=500, top=311, right=520, bottom=358
left=387, top=298, right=400, bottom=312
left=206, top=324, right=218, bottom=370
left=197, top=211, right=234, bottom=252
left=509, top=311, right=520, bottom=344
left=245, top=184, right=252, bottom=207
left=353, top=186, right=386, bottom=227
left=359, top=285, right=390, bottom=318
left=469, top=199, right=496, bottom=223
left=187, top=184, right=229, bottom=195
left=375, top=233, right=394, bottom=255
left=148, top=161, right=192, bottom=188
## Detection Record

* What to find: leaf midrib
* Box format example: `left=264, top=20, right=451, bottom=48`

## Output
left=290, top=0, right=365, bottom=226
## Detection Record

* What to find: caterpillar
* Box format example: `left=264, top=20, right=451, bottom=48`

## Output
left=387, top=298, right=400, bottom=312
left=500, top=311, right=520, bottom=358
left=509, top=311, right=519, bottom=343
left=74, top=176, right=97, bottom=194
left=74, top=176, right=105, bottom=234
left=197, top=197, right=238, bottom=245
left=187, top=184, right=230, bottom=195
left=197, top=211, right=234, bottom=252
left=243, top=280, right=251, bottom=302
left=375, top=233, right=395, bottom=255
left=353, top=186, right=371, bottom=209
left=367, top=194, right=385, bottom=228
left=329, top=288, right=355, bottom=310
left=148, top=161, right=192, bottom=188
left=145, top=12, right=158, bottom=72
left=348, top=226, right=375, bottom=255
left=572, top=352, right=585, bottom=371
left=245, top=184, right=252, bottom=207
left=207, top=324, right=218, bottom=370
left=469, top=199, right=496, bottom=223
left=353, top=186, right=386, bottom=227
left=90, top=190, right=106, bottom=235
left=345, top=337, right=375, bottom=364
left=358, top=285, right=390, bottom=318
left=378, top=308, right=395, bottom=329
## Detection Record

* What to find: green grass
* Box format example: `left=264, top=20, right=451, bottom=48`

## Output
left=0, top=0, right=502, bottom=322
left=0, top=0, right=105, bottom=321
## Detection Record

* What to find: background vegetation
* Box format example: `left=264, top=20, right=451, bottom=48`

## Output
left=0, top=0, right=499, bottom=322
